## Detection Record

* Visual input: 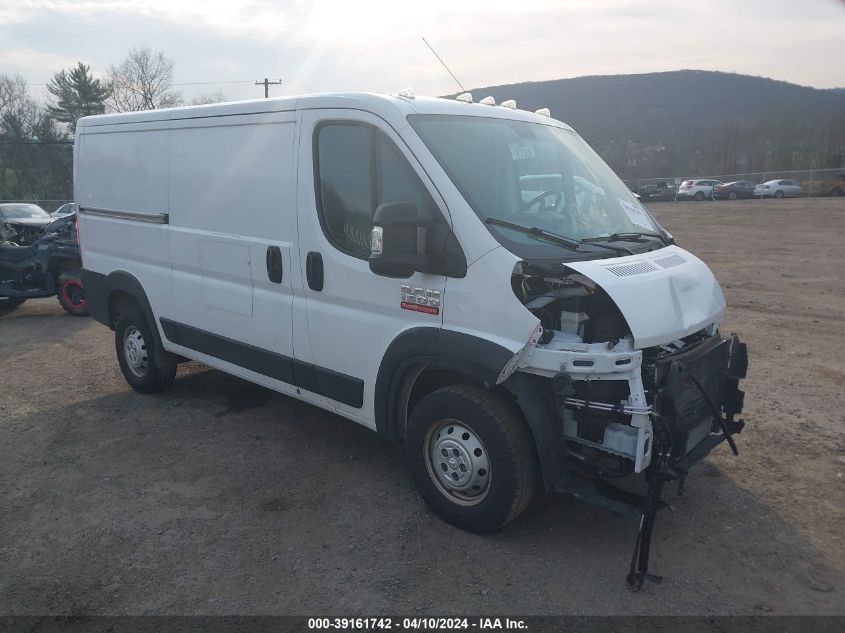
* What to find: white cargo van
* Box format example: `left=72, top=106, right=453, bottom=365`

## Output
left=76, top=93, right=747, bottom=588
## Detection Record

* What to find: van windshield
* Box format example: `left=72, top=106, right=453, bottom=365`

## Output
left=409, top=114, right=659, bottom=258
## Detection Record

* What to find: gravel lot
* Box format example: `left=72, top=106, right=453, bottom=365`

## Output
left=1, top=198, right=843, bottom=615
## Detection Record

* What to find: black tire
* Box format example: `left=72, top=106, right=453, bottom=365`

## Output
left=405, top=385, right=536, bottom=533
left=57, top=271, right=89, bottom=316
left=694, top=191, right=705, bottom=201
left=728, top=191, right=737, bottom=200
left=0, top=297, right=26, bottom=314
left=774, top=190, right=784, bottom=199
left=831, top=188, right=842, bottom=197
left=115, top=309, right=177, bottom=393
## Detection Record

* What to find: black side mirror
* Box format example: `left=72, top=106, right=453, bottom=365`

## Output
left=369, top=201, right=425, bottom=278
left=369, top=200, right=467, bottom=279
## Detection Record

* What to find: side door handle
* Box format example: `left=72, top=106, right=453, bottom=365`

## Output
left=266, top=245, right=283, bottom=283
left=306, top=251, right=323, bottom=291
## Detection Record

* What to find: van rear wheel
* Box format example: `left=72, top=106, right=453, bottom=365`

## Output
left=406, top=385, right=536, bottom=533
left=115, top=309, right=177, bottom=393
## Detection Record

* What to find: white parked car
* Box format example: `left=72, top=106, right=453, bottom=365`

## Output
left=51, top=202, right=76, bottom=217
left=754, top=179, right=805, bottom=199
left=676, top=179, right=722, bottom=201
left=75, top=92, right=748, bottom=588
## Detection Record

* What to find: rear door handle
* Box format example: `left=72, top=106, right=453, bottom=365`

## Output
left=266, top=245, right=283, bottom=283
left=306, top=251, right=323, bottom=291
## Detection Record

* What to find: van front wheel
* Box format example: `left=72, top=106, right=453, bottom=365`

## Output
left=115, top=309, right=177, bottom=393
left=406, top=385, right=536, bottom=533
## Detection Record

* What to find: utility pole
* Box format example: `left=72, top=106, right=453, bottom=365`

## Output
left=255, top=78, right=283, bottom=98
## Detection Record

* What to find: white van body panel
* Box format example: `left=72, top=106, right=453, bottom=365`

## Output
left=167, top=111, right=298, bottom=364
left=565, top=245, right=726, bottom=349
left=75, top=120, right=173, bottom=342
left=443, top=246, right=540, bottom=356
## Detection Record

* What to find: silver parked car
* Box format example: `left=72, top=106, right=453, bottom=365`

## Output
left=754, top=179, right=805, bottom=199
left=51, top=202, right=76, bottom=217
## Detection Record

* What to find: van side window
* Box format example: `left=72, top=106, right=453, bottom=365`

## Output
left=315, top=123, right=438, bottom=260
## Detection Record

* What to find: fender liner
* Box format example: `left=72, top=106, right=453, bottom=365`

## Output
left=500, top=372, right=568, bottom=490
left=374, top=327, right=513, bottom=439
left=82, top=268, right=163, bottom=348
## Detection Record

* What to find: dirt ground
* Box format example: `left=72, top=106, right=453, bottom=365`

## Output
left=1, top=197, right=843, bottom=616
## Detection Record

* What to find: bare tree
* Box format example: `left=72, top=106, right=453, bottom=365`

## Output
left=107, top=47, right=182, bottom=112
left=190, top=90, right=226, bottom=106
left=0, top=74, right=72, bottom=203
left=0, top=74, right=29, bottom=119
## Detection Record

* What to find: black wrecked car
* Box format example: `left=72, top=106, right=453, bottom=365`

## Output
left=0, top=203, right=54, bottom=245
left=0, top=211, right=87, bottom=315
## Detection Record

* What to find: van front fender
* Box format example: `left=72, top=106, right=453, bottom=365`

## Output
left=374, top=327, right=513, bottom=439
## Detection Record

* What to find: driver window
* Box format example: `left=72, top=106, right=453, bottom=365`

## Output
left=315, top=123, right=441, bottom=260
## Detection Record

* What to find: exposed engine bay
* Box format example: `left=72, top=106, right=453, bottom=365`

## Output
left=509, top=257, right=748, bottom=589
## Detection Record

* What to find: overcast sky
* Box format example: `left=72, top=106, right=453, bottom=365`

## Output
left=1, top=0, right=844, bottom=104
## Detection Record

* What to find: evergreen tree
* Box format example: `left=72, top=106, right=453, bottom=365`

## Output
left=46, top=62, right=109, bottom=132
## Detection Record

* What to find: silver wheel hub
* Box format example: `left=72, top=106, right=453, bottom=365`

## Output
left=123, top=326, right=149, bottom=378
left=425, top=421, right=491, bottom=505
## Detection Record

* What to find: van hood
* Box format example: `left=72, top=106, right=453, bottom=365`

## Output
left=565, top=245, right=726, bottom=349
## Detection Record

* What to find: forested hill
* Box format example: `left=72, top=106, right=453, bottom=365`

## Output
left=449, top=70, right=845, bottom=178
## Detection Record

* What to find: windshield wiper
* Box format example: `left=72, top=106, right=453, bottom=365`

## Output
left=583, top=231, right=670, bottom=247
left=486, top=218, right=639, bottom=256
left=485, top=218, right=580, bottom=251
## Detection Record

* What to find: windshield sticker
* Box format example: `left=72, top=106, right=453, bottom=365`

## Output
left=618, top=199, right=653, bottom=229
left=509, top=142, right=536, bottom=161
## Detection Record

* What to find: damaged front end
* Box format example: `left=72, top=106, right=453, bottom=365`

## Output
left=507, top=253, right=748, bottom=590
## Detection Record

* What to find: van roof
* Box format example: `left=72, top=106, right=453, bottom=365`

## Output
left=76, top=92, right=573, bottom=131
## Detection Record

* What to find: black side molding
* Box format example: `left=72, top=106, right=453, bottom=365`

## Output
left=81, top=268, right=109, bottom=326
left=159, top=318, right=364, bottom=408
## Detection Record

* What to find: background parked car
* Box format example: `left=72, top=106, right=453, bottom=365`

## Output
left=636, top=180, right=678, bottom=202
left=801, top=173, right=845, bottom=197
left=51, top=202, right=76, bottom=217
left=0, top=203, right=54, bottom=245
left=754, top=179, right=805, bottom=198
left=713, top=180, right=756, bottom=200
left=676, top=179, right=722, bottom=201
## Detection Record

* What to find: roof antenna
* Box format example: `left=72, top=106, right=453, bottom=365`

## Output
left=422, top=36, right=466, bottom=92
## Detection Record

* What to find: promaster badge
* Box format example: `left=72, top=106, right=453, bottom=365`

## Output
left=400, top=285, right=440, bottom=316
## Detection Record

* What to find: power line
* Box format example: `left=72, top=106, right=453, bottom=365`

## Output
left=174, top=80, right=255, bottom=87
left=24, top=79, right=257, bottom=87
left=22, top=78, right=319, bottom=92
